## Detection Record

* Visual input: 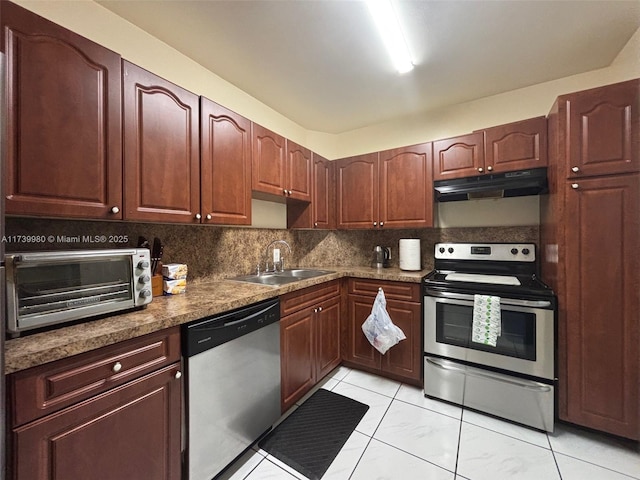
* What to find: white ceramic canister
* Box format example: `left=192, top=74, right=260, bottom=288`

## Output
left=399, top=239, right=421, bottom=271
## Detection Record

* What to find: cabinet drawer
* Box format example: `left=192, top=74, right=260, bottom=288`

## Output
left=281, top=280, right=340, bottom=317
left=348, top=278, right=420, bottom=303
left=9, top=327, right=180, bottom=427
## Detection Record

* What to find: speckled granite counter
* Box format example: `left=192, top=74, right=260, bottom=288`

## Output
left=4, top=266, right=429, bottom=374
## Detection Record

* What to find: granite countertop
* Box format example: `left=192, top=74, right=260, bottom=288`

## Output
left=4, top=266, right=429, bottom=375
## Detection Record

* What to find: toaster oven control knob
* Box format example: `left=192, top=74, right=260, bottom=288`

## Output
left=511, top=248, right=519, bottom=255
left=448, top=247, right=454, bottom=253
left=439, top=247, right=445, bottom=253
left=522, top=248, right=530, bottom=255
left=137, top=260, right=150, bottom=269
left=140, top=289, right=152, bottom=298
left=139, top=274, right=151, bottom=284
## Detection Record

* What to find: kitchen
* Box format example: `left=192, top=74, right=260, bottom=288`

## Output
left=1, top=1, right=639, bottom=479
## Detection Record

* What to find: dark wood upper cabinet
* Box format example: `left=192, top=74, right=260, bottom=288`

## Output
left=379, top=143, right=433, bottom=228
left=252, top=124, right=287, bottom=196
left=287, top=153, right=335, bottom=229
left=561, top=79, right=639, bottom=178
left=122, top=61, right=200, bottom=223
left=1, top=1, right=123, bottom=219
left=483, top=116, right=547, bottom=173
left=336, top=153, right=379, bottom=229
left=286, top=141, right=312, bottom=202
left=200, top=97, right=252, bottom=225
left=432, top=132, right=484, bottom=180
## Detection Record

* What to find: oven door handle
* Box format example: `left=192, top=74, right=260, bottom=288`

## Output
left=426, top=357, right=553, bottom=392
left=424, top=289, right=552, bottom=309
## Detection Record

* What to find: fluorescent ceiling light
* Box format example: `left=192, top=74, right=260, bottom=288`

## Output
left=366, top=0, right=414, bottom=74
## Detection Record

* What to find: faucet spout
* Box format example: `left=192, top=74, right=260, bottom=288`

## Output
left=264, top=240, right=292, bottom=273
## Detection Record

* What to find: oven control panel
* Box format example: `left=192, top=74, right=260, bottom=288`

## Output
left=435, top=243, right=536, bottom=262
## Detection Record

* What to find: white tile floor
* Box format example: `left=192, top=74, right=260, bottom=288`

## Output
left=218, top=367, right=640, bottom=480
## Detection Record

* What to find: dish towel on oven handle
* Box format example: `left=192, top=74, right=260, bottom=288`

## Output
left=472, top=294, right=501, bottom=347
left=361, top=288, right=406, bottom=355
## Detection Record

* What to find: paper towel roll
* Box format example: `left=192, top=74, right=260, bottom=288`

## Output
left=399, top=239, right=421, bottom=271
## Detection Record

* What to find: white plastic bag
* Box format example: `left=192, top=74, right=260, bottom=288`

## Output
left=361, top=288, right=406, bottom=354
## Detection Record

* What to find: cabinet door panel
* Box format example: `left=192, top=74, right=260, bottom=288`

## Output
left=123, top=61, right=200, bottom=222
left=484, top=116, right=547, bottom=173
left=313, top=155, right=336, bottom=229
left=344, top=295, right=381, bottom=369
left=564, top=175, right=639, bottom=439
left=565, top=79, right=639, bottom=178
left=14, top=363, right=182, bottom=480
left=252, top=124, right=287, bottom=196
left=316, top=297, right=341, bottom=380
left=381, top=299, right=421, bottom=382
left=286, top=141, right=312, bottom=202
left=379, top=143, right=433, bottom=228
left=2, top=2, right=122, bottom=219
left=433, top=133, right=484, bottom=180
left=281, top=310, right=315, bottom=411
left=200, top=98, right=251, bottom=225
left=336, top=153, right=379, bottom=229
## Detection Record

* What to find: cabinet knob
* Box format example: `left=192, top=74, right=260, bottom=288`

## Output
left=288, top=190, right=293, bottom=196
left=313, top=308, right=318, bottom=313
left=314, top=222, right=318, bottom=227
left=174, top=371, right=182, bottom=380
left=380, top=222, right=384, bottom=227
left=112, top=362, right=122, bottom=373
left=110, top=206, right=120, bottom=214
left=373, top=221, right=377, bottom=227
left=318, top=306, right=323, bottom=312
left=195, top=213, right=202, bottom=220
left=478, top=167, right=484, bottom=173
left=206, top=214, right=212, bottom=220
left=487, top=166, right=493, bottom=171
left=571, top=166, right=580, bottom=173
left=283, top=189, right=287, bottom=195
left=571, top=183, right=579, bottom=189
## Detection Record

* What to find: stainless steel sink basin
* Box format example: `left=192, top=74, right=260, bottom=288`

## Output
left=229, top=269, right=334, bottom=286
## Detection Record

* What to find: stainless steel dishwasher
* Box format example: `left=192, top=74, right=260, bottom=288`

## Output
left=182, top=298, right=281, bottom=480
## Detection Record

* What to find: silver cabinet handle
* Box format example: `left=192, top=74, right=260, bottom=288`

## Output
left=571, top=166, right=580, bottom=173
left=206, top=214, right=212, bottom=220
left=174, top=371, right=182, bottom=380
left=110, top=206, right=120, bottom=214
left=487, top=166, right=493, bottom=171
left=314, top=222, right=318, bottom=227
left=373, top=221, right=377, bottom=227
left=288, top=190, right=293, bottom=195
left=112, top=362, right=122, bottom=373
left=478, top=167, right=484, bottom=173
left=571, top=183, right=579, bottom=189
left=380, top=222, right=384, bottom=227
left=195, top=213, right=202, bottom=220
left=313, top=308, right=318, bottom=313
left=318, top=306, right=323, bottom=312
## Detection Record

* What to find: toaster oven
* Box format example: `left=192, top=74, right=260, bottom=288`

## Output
left=5, top=249, right=153, bottom=335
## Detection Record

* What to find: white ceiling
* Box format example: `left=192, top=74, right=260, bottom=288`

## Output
left=97, top=0, right=640, bottom=134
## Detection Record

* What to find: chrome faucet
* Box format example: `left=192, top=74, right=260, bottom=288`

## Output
left=262, top=239, right=292, bottom=273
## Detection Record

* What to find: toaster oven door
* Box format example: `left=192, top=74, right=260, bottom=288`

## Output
left=6, top=252, right=136, bottom=334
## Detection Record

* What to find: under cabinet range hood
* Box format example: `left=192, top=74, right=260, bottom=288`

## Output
left=434, top=167, right=548, bottom=202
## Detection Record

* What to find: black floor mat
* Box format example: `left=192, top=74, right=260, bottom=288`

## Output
left=258, top=389, right=369, bottom=480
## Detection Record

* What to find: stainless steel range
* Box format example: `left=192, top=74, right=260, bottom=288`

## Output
left=423, top=243, right=556, bottom=432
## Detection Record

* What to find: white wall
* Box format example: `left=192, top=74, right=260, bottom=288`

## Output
left=13, top=1, right=640, bottom=228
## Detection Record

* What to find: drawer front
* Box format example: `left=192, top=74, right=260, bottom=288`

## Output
left=281, top=280, right=340, bottom=317
left=10, top=327, right=180, bottom=427
left=348, top=278, right=420, bottom=302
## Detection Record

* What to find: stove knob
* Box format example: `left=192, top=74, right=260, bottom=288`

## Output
left=439, top=247, right=445, bottom=254
left=511, top=248, right=519, bottom=255
left=448, top=247, right=454, bottom=254
left=522, top=248, right=530, bottom=255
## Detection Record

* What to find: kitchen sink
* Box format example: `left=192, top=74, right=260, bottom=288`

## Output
left=229, top=269, right=334, bottom=286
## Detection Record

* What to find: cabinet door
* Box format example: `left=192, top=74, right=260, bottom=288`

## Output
left=483, top=116, right=547, bottom=173
left=13, top=363, right=182, bottom=480
left=123, top=61, right=200, bottom=223
left=336, top=153, right=379, bottom=229
left=563, top=174, right=639, bottom=439
left=286, top=140, right=312, bottom=202
left=312, top=154, right=336, bottom=229
left=252, top=123, right=287, bottom=196
left=200, top=97, right=252, bottom=225
left=281, top=309, right=315, bottom=412
left=564, top=79, right=639, bottom=178
left=1, top=2, right=123, bottom=219
left=379, top=143, right=433, bottom=228
left=344, top=294, right=382, bottom=370
left=432, top=132, right=484, bottom=180
left=381, top=299, right=422, bottom=384
left=316, top=296, right=341, bottom=380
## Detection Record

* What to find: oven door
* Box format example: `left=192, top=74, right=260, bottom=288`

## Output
left=424, top=290, right=555, bottom=381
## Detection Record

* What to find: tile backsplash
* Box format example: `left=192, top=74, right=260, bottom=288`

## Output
left=5, top=217, right=539, bottom=280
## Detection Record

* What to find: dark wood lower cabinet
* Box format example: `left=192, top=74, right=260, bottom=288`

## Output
left=12, top=364, right=182, bottom=480
left=343, top=279, right=422, bottom=386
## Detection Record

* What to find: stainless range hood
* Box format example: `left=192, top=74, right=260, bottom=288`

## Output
left=434, top=167, right=548, bottom=202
